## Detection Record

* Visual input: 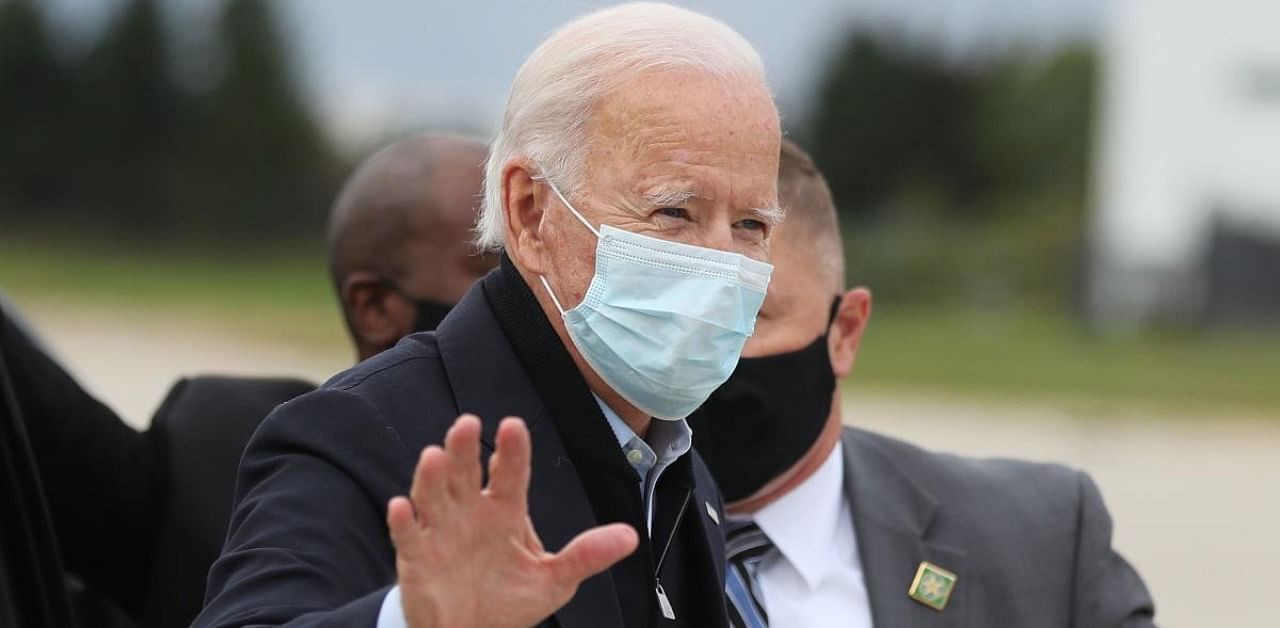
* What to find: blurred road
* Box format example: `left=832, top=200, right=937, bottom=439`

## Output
left=21, top=302, right=1280, bottom=627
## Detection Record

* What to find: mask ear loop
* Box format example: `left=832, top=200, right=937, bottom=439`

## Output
left=536, top=175, right=600, bottom=237
left=533, top=175, right=599, bottom=314
left=539, top=275, right=568, bottom=315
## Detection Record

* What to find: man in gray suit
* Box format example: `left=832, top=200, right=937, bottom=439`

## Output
left=688, top=139, right=1156, bottom=627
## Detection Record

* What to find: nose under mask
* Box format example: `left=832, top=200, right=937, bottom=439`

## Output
left=536, top=178, right=773, bottom=420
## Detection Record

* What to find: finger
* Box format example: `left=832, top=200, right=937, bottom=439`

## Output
left=443, top=414, right=483, bottom=501
left=386, top=496, right=420, bottom=555
left=486, top=417, right=531, bottom=505
left=409, top=445, right=451, bottom=527
left=547, top=523, right=638, bottom=587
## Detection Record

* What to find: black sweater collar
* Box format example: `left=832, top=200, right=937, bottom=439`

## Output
left=481, top=254, right=637, bottom=480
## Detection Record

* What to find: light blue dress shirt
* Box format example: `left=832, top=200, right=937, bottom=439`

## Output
left=377, top=400, right=692, bottom=627
left=597, top=394, right=693, bottom=532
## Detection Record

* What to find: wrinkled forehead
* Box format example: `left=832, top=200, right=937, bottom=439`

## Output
left=584, top=69, right=780, bottom=198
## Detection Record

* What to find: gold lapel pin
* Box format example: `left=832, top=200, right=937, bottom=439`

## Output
left=908, top=561, right=958, bottom=611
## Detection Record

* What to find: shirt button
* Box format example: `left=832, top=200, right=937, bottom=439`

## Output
left=626, top=449, right=644, bottom=464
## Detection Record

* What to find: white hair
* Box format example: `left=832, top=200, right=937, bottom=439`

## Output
left=476, top=1, right=770, bottom=251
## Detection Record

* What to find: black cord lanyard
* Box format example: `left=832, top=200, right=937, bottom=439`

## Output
left=653, top=489, right=693, bottom=620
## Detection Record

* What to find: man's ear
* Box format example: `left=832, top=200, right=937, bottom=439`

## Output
left=502, top=159, right=549, bottom=274
left=829, top=287, right=872, bottom=379
left=341, top=272, right=415, bottom=359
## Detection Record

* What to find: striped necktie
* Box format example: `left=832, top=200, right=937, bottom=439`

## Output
left=724, top=520, right=774, bottom=628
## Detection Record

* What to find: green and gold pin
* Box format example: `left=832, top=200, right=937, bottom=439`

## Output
left=908, top=561, right=957, bottom=611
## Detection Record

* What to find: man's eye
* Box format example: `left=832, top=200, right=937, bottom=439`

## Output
left=655, top=207, right=690, bottom=220
left=736, top=218, right=766, bottom=232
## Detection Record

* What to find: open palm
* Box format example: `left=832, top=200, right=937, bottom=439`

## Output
left=387, top=415, right=638, bottom=628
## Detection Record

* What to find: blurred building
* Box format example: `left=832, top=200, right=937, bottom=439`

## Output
left=1089, top=0, right=1280, bottom=328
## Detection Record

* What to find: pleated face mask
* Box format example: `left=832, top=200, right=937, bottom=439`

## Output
left=537, top=179, right=773, bottom=420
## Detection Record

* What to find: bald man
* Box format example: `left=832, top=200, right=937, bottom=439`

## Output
left=328, top=135, right=498, bottom=361
left=689, top=139, right=1155, bottom=627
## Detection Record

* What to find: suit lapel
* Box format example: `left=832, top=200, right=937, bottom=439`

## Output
left=692, top=475, right=726, bottom=584
left=436, top=286, right=625, bottom=628
left=842, top=428, right=969, bottom=628
left=690, top=459, right=728, bottom=617
left=525, top=415, right=627, bottom=628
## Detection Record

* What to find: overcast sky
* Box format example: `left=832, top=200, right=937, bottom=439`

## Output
left=47, top=0, right=1103, bottom=151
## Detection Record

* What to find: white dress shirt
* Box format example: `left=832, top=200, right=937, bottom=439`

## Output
left=747, top=440, right=874, bottom=627
left=377, top=399, right=691, bottom=626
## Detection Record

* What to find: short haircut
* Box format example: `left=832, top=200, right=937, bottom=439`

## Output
left=476, top=1, right=771, bottom=251
left=327, top=135, right=486, bottom=290
left=778, top=138, right=845, bottom=289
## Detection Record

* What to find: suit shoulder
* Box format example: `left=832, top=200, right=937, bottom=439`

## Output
left=844, top=426, right=1083, bottom=521
left=322, top=332, right=443, bottom=392
left=845, top=426, right=1079, bottom=490
left=327, top=333, right=450, bottom=404
left=274, top=334, right=456, bottom=446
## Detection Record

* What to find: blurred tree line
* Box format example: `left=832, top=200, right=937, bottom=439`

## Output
left=0, top=0, right=338, bottom=243
left=803, top=30, right=1097, bottom=308
left=1, top=0, right=1097, bottom=309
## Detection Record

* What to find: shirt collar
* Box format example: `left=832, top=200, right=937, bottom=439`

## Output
left=599, top=395, right=636, bottom=450
left=751, top=439, right=846, bottom=590
left=594, top=395, right=692, bottom=479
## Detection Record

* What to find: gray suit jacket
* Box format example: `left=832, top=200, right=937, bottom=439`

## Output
left=841, top=426, right=1155, bottom=627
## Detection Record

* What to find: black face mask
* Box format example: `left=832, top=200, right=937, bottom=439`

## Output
left=687, top=298, right=841, bottom=503
left=380, top=276, right=455, bottom=333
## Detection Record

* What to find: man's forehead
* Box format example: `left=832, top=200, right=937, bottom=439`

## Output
left=577, top=70, right=781, bottom=221
left=592, top=70, right=778, bottom=157
left=603, top=127, right=778, bottom=205
left=607, top=116, right=779, bottom=170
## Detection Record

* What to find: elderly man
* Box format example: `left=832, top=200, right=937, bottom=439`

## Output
left=328, top=135, right=497, bottom=359
left=689, top=139, right=1156, bottom=627
left=196, top=4, right=779, bottom=628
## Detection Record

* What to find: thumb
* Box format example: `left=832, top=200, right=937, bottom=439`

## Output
left=548, top=523, right=638, bottom=586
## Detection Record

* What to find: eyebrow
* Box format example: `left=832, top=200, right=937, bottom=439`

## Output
left=642, top=188, right=699, bottom=207
left=640, top=186, right=785, bottom=226
left=747, top=204, right=786, bottom=227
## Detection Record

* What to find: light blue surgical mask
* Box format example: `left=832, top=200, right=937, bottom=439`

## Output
left=537, top=179, right=773, bottom=420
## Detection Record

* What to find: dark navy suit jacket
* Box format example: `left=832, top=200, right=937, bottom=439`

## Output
left=195, top=279, right=727, bottom=627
